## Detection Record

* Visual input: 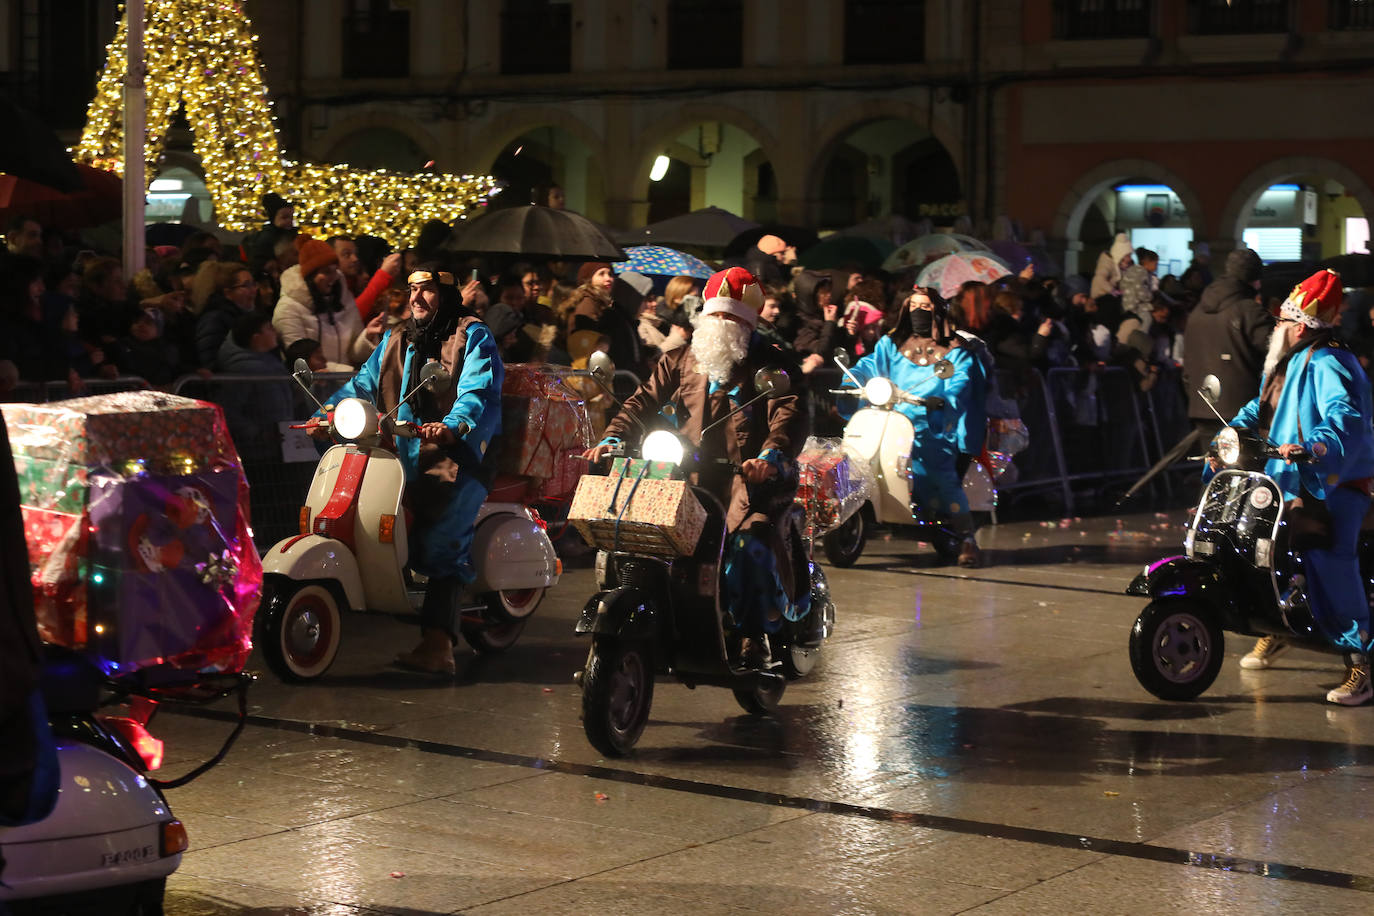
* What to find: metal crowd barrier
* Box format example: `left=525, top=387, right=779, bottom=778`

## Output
left=1, top=376, right=151, bottom=404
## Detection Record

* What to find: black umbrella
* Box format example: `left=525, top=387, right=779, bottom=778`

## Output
left=443, top=205, right=625, bottom=261
left=725, top=224, right=821, bottom=259
left=0, top=96, right=83, bottom=193
left=1319, top=253, right=1374, bottom=288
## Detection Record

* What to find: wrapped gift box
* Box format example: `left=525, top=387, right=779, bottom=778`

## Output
left=496, top=365, right=592, bottom=502
left=795, top=437, right=873, bottom=536
left=568, top=471, right=706, bottom=557
left=4, top=394, right=261, bottom=674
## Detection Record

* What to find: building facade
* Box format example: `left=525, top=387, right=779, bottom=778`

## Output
left=4, top=0, right=1372, bottom=272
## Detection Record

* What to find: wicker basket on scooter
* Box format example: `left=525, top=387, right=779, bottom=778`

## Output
left=568, top=459, right=707, bottom=557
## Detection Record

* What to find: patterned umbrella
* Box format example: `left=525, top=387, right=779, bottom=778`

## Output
left=916, top=251, right=1012, bottom=299
left=882, top=233, right=991, bottom=273
left=613, top=245, right=715, bottom=280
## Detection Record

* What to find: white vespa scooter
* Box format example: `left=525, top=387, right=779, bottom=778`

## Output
left=255, top=360, right=560, bottom=682
left=821, top=353, right=996, bottom=567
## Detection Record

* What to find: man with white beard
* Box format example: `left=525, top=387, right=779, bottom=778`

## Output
left=1212, top=270, right=1374, bottom=705
left=582, top=267, right=806, bottom=668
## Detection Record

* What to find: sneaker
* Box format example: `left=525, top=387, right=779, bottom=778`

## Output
left=739, top=635, right=772, bottom=670
left=1326, top=663, right=1372, bottom=706
left=1239, top=635, right=1288, bottom=670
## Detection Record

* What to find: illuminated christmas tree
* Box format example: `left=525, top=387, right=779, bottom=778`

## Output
left=76, top=0, right=493, bottom=244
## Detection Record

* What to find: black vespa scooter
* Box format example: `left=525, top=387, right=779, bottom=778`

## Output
left=570, top=362, right=835, bottom=756
left=1125, top=375, right=1373, bottom=700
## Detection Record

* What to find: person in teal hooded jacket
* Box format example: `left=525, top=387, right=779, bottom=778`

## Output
left=843, top=286, right=985, bottom=567
left=1216, top=269, right=1374, bottom=705
left=315, top=265, right=503, bottom=675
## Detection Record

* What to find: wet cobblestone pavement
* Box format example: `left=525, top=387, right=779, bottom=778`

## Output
left=156, top=510, right=1374, bottom=914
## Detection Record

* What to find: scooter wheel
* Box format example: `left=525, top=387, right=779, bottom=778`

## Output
left=822, top=508, right=867, bottom=568
left=733, top=676, right=785, bottom=716
left=256, top=579, right=343, bottom=682
left=486, top=586, right=546, bottom=622
left=581, top=637, right=654, bottom=757
left=1129, top=599, right=1224, bottom=701
left=461, top=616, right=527, bottom=654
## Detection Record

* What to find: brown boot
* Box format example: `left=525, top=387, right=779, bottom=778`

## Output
left=957, top=538, right=982, bottom=568
left=394, top=627, right=457, bottom=676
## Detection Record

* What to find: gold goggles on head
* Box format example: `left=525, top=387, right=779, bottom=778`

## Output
left=407, top=270, right=455, bottom=287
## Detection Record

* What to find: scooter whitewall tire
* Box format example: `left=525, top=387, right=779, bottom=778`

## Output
left=822, top=507, right=868, bottom=568
left=581, top=637, right=654, bottom=757
left=255, top=579, right=344, bottom=682
left=487, top=586, right=546, bottom=621
left=1129, top=599, right=1224, bottom=701
left=461, top=616, right=527, bottom=654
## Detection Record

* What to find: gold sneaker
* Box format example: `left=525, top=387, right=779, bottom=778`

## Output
left=1239, top=635, right=1288, bottom=670
left=1326, top=663, right=1372, bottom=706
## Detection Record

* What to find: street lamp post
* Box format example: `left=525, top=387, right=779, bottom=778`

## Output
left=122, top=0, right=146, bottom=281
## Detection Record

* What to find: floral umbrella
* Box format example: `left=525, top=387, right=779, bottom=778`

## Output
left=916, top=251, right=1012, bottom=299
left=612, top=245, right=715, bottom=280
left=882, top=233, right=991, bottom=273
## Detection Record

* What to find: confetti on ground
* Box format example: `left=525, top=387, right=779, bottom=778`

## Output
left=542, top=687, right=554, bottom=693
left=594, top=792, right=610, bottom=802
left=1103, top=791, right=1120, bottom=798
left=390, top=872, right=406, bottom=878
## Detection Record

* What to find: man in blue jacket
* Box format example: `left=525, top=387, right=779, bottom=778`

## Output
left=1221, top=270, right=1373, bottom=705
left=316, top=266, right=503, bottom=675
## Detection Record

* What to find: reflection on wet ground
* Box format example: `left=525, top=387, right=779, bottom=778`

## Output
left=158, top=509, right=1374, bottom=915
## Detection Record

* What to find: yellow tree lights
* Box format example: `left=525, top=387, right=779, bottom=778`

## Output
left=76, top=0, right=495, bottom=245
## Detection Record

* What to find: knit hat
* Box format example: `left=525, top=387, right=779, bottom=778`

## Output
left=261, top=192, right=293, bottom=222
left=1224, top=247, right=1263, bottom=283
left=701, top=266, right=764, bottom=330
left=577, top=261, right=612, bottom=285
left=485, top=302, right=522, bottom=340
left=295, top=236, right=338, bottom=279
left=1280, top=269, right=1343, bottom=329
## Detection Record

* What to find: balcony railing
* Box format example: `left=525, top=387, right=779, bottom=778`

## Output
left=844, top=0, right=926, bottom=65
left=1329, top=0, right=1374, bottom=30
left=1052, top=0, right=1154, bottom=41
left=1186, top=0, right=1292, bottom=34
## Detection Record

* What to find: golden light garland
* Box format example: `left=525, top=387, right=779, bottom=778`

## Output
left=76, top=0, right=495, bottom=246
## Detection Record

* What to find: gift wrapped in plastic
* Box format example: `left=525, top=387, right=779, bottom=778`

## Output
left=4, top=392, right=262, bottom=675
left=794, top=436, right=873, bottom=537
left=494, top=365, right=594, bottom=503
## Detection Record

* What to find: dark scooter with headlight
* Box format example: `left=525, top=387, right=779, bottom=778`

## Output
left=254, top=359, right=560, bottom=681
left=1124, top=374, right=1371, bottom=700
left=569, top=357, right=835, bottom=757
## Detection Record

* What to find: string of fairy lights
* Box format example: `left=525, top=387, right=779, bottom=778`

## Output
left=75, top=0, right=495, bottom=246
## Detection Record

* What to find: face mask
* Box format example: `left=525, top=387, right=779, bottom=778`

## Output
left=909, top=308, right=934, bottom=337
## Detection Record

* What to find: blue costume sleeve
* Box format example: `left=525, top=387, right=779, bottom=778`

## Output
left=316, top=329, right=388, bottom=418
left=1230, top=393, right=1261, bottom=430
left=1301, top=351, right=1374, bottom=484
left=449, top=323, right=504, bottom=458
left=941, top=347, right=975, bottom=436
left=844, top=337, right=894, bottom=387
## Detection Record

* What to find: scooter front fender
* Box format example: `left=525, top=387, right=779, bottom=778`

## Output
left=262, top=534, right=365, bottom=612
left=575, top=588, right=657, bottom=639
left=1127, top=555, right=1236, bottom=614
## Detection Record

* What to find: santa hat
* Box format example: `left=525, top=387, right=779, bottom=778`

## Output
left=1280, top=269, right=1343, bottom=329
left=701, top=267, right=764, bottom=330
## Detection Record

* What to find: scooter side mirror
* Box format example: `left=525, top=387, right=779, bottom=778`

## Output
left=587, top=350, right=615, bottom=383
left=932, top=359, right=955, bottom=380
left=1200, top=374, right=1222, bottom=403
left=419, top=361, right=450, bottom=391
left=754, top=368, right=791, bottom=398
left=834, top=349, right=854, bottom=370
left=292, top=358, right=314, bottom=385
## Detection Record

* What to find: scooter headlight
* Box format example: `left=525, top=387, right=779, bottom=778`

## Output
left=863, top=377, right=896, bottom=407
left=1216, top=427, right=1242, bottom=466
left=333, top=398, right=379, bottom=441
left=642, top=429, right=686, bottom=466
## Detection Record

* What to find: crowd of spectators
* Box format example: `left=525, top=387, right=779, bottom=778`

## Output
left=6, top=199, right=1371, bottom=459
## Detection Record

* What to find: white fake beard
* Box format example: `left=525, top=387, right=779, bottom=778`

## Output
left=693, top=317, right=751, bottom=384
left=1262, top=324, right=1290, bottom=378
